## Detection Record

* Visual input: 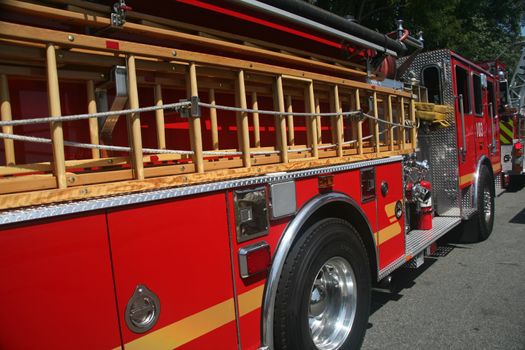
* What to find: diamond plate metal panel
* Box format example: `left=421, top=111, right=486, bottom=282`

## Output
left=461, top=185, right=476, bottom=218
left=405, top=216, right=461, bottom=257
left=399, top=49, right=460, bottom=216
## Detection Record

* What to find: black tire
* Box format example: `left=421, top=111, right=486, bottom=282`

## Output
left=475, top=166, right=495, bottom=241
left=273, top=218, right=371, bottom=350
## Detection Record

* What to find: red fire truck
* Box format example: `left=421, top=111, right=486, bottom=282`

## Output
left=0, top=1, right=501, bottom=349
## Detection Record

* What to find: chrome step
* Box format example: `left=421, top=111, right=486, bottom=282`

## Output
left=406, top=216, right=461, bottom=257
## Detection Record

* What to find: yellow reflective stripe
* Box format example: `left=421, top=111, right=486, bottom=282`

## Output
left=238, top=285, right=264, bottom=316
left=384, top=201, right=397, bottom=218
left=460, top=173, right=474, bottom=185
left=118, top=285, right=264, bottom=350
left=500, top=122, right=513, bottom=139
left=500, top=133, right=512, bottom=144
left=377, top=221, right=402, bottom=245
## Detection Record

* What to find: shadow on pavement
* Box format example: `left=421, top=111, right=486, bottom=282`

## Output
left=368, top=239, right=470, bottom=323
left=510, top=208, right=525, bottom=224
left=505, top=176, right=525, bottom=193
left=370, top=257, right=437, bottom=317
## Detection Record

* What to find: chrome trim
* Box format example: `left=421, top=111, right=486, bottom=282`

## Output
left=0, top=156, right=402, bottom=226
left=489, top=102, right=496, bottom=154
left=458, top=94, right=467, bottom=162
left=260, top=192, right=375, bottom=350
left=473, top=155, right=492, bottom=206
left=239, top=241, right=270, bottom=278
left=378, top=254, right=406, bottom=281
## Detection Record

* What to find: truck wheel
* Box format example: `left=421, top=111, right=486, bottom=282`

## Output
left=476, top=166, right=495, bottom=241
left=273, top=218, right=371, bottom=350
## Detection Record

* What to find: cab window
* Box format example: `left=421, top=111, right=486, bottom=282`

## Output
left=455, top=66, right=471, bottom=113
left=487, top=80, right=495, bottom=118
left=472, top=74, right=483, bottom=116
left=422, top=65, right=443, bottom=104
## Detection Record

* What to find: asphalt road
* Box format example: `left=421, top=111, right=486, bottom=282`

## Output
left=362, top=179, right=525, bottom=350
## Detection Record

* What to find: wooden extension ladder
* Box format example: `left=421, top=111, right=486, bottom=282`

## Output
left=0, top=1, right=416, bottom=211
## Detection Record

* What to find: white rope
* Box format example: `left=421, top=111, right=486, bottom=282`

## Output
left=199, top=102, right=363, bottom=118
left=0, top=99, right=414, bottom=132
left=0, top=132, right=195, bottom=155
left=199, top=102, right=414, bottom=129
left=0, top=101, right=192, bottom=127
left=0, top=127, right=393, bottom=159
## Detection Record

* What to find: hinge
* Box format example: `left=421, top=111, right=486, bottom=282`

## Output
left=179, top=96, right=201, bottom=118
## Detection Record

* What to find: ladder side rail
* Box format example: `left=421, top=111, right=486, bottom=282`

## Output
left=126, top=55, right=145, bottom=180
left=236, top=70, right=252, bottom=167
left=273, top=75, right=288, bottom=163
left=86, top=80, right=100, bottom=159
left=410, top=98, right=417, bottom=149
left=286, top=94, right=295, bottom=146
left=387, top=95, right=394, bottom=151
left=315, top=97, right=322, bottom=145
left=154, top=84, right=167, bottom=150
left=333, top=85, right=343, bottom=157
left=356, top=89, right=363, bottom=155
left=251, top=91, right=261, bottom=148
left=400, top=97, right=406, bottom=150
left=306, top=82, right=319, bottom=158
left=0, top=74, right=15, bottom=165
left=187, top=62, right=205, bottom=173
left=373, top=92, right=380, bottom=154
left=208, top=88, right=219, bottom=150
left=46, top=43, right=67, bottom=188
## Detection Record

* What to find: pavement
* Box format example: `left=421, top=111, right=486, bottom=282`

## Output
left=362, top=179, right=525, bottom=350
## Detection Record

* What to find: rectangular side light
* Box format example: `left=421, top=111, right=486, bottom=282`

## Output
left=239, top=242, right=271, bottom=279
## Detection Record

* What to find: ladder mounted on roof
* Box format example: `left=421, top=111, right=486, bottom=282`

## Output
left=0, top=1, right=417, bottom=211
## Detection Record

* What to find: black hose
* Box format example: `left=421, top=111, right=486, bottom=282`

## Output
left=256, top=0, right=406, bottom=55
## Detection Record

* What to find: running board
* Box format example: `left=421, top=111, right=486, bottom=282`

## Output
left=406, top=216, right=461, bottom=257
left=378, top=216, right=461, bottom=280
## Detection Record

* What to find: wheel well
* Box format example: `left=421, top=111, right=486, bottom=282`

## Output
left=300, top=201, right=378, bottom=282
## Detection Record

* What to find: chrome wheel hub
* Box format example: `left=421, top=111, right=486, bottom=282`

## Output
left=308, top=257, right=357, bottom=350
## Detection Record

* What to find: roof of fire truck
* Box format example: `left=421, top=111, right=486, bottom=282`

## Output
left=129, top=0, right=413, bottom=62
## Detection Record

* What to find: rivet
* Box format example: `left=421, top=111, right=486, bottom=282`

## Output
left=172, top=50, right=177, bottom=57
left=67, top=35, right=75, bottom=42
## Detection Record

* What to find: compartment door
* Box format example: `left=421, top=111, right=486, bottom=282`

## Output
left=108, top=193, right=238, bottom=350
left=376, top=161, right=405, bottom=270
